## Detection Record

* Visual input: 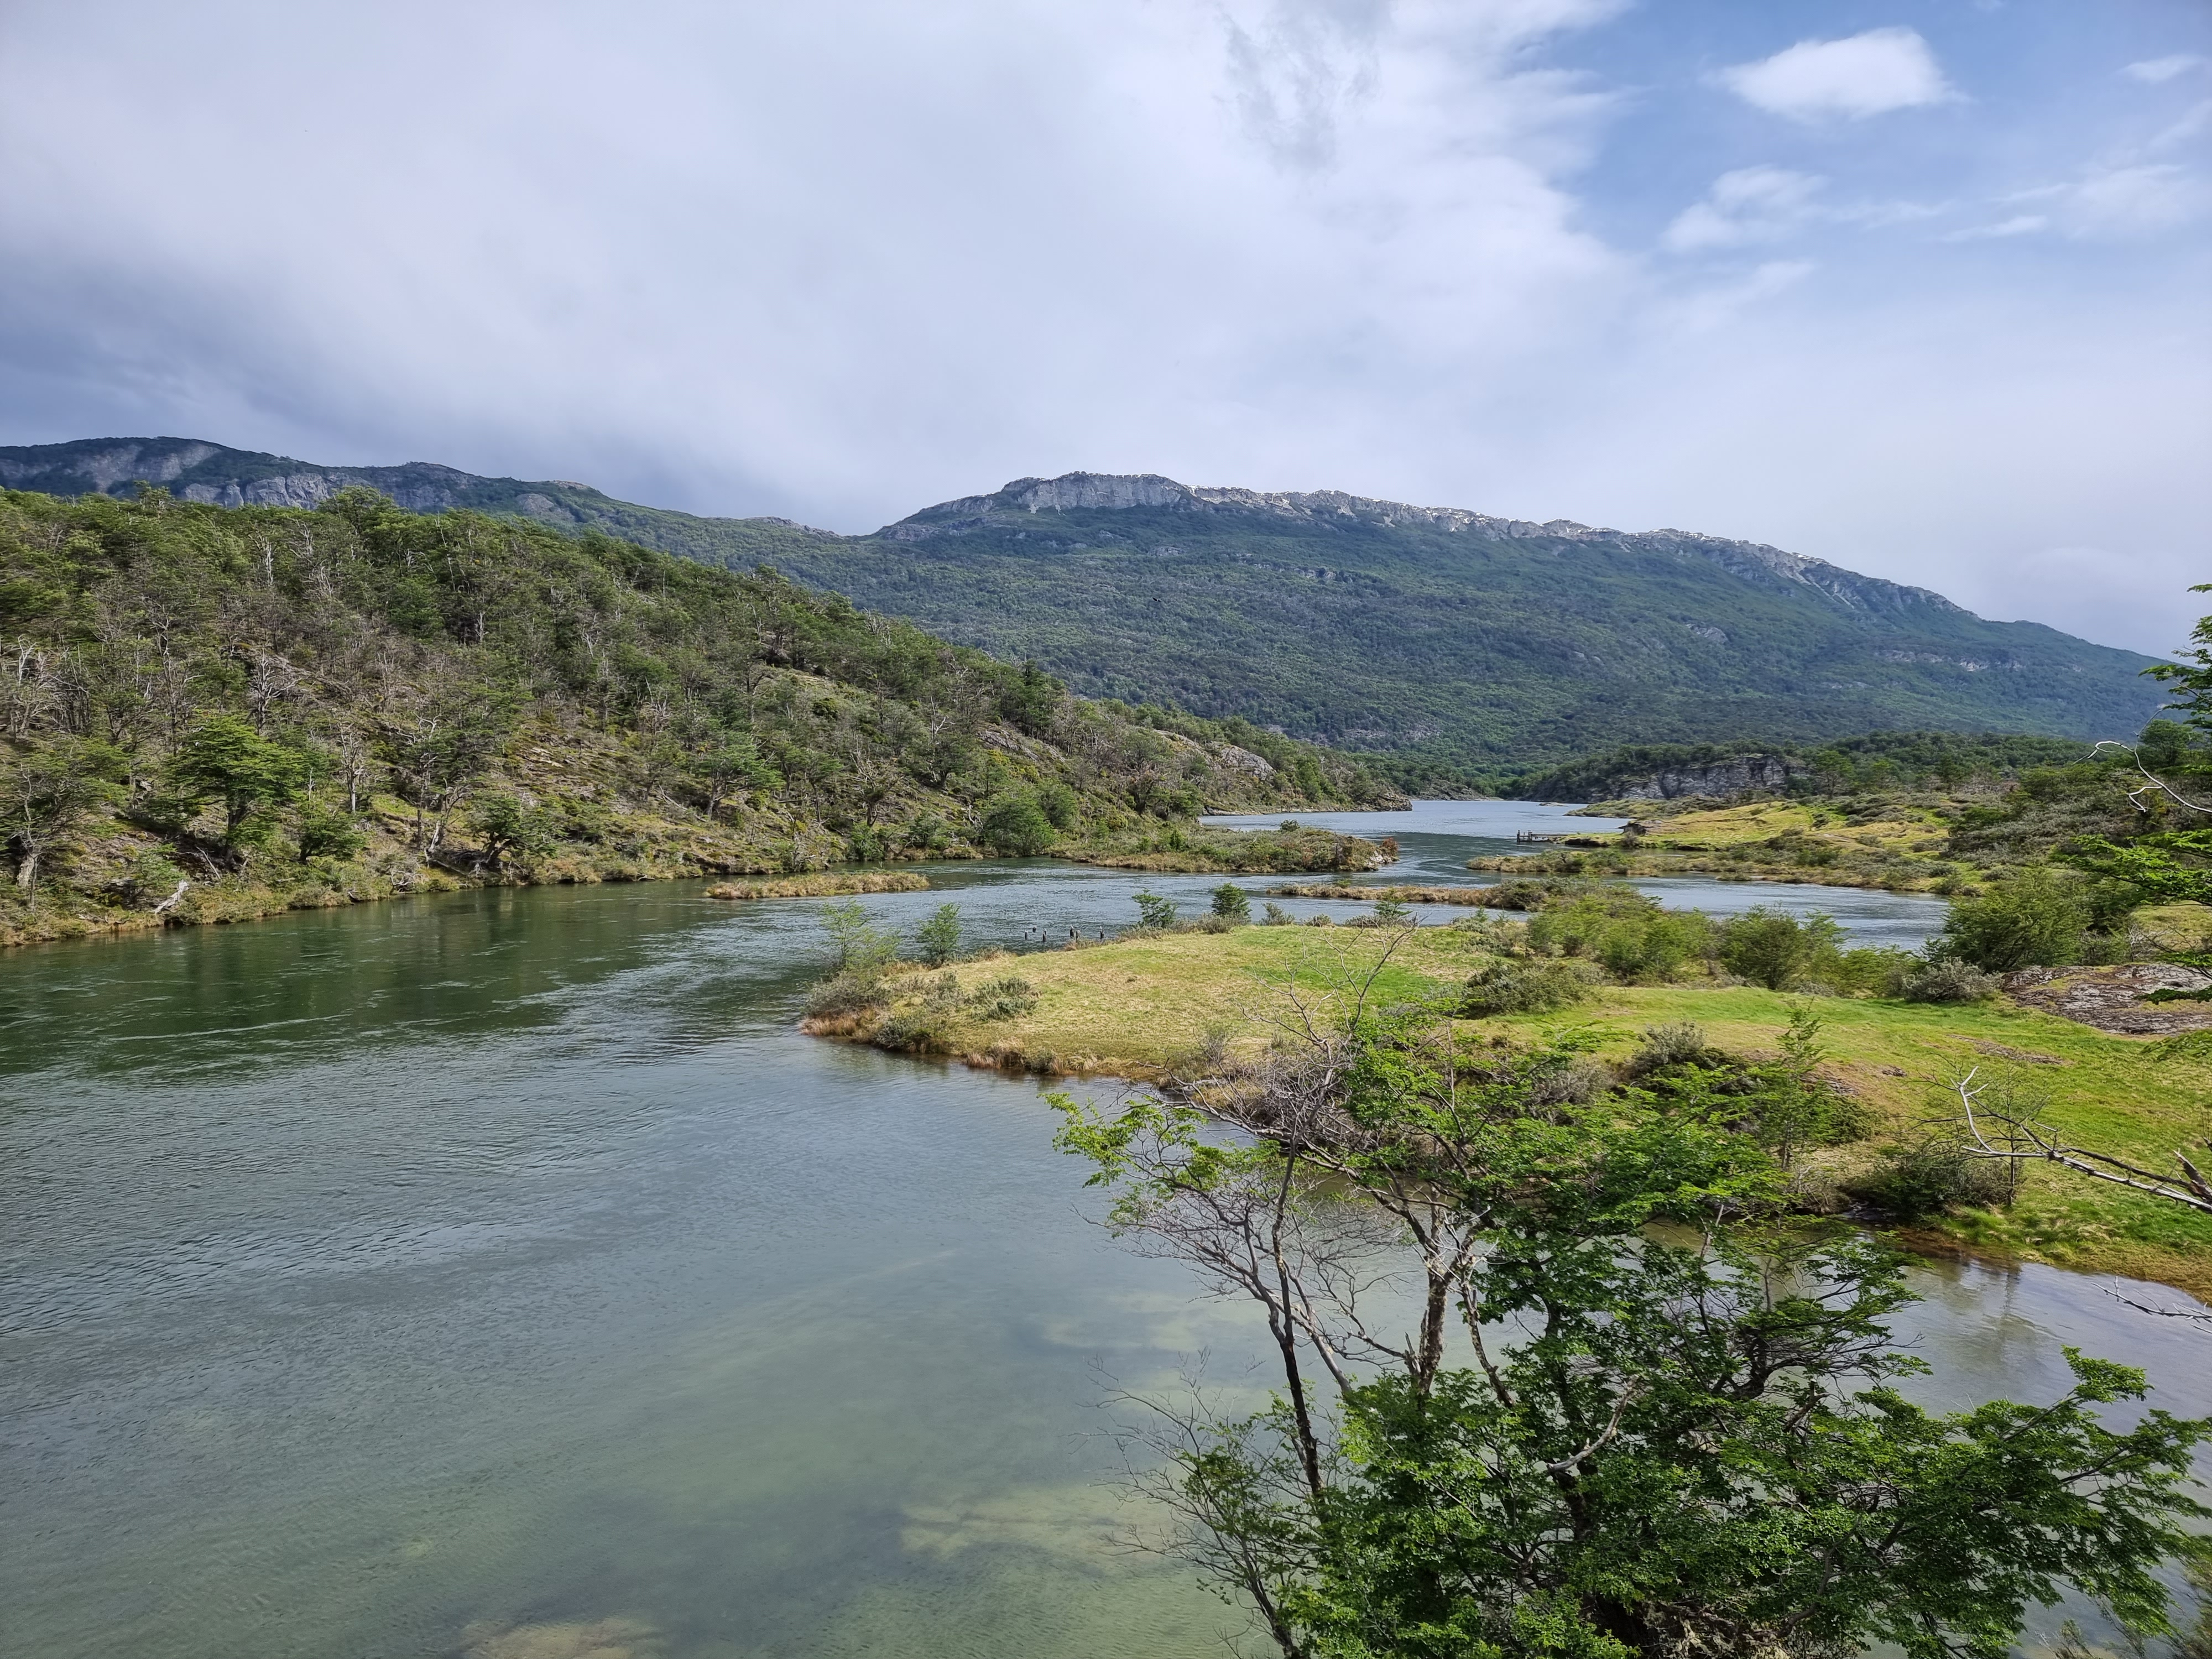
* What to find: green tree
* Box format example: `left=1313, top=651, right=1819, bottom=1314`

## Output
left=1134, top=889, right=1178, bottom=930
left=916, top=901, right=962, bottom=967
left=1211, top=883, right=1252, bottom=922
left=167, top=714, right=306, bottom=841
left=821, top=898, right=898, bottom=975
left=468, top=792, right=556, bottom=869
left=1, top=739, right=126, bottom=891
left=295, top=799, right=368, bottom=862
left=1936, top=865, right=2091, bottom=971
left=1720, top=905, right=1841, bottom=990
left=1055, top=1009, right=2210, bottom=1659
left=1037, top=779, right=1081, bottom=832
left=978, top=794, right=1056, bottom=857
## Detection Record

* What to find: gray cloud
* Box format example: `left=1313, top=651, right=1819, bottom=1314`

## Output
left=0, top=0, right=2204, bottom=656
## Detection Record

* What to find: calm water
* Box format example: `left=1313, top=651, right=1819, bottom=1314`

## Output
left=1, top=807, right=2200, bottom=1658
left=1204, top=798, right=1953, bottom=949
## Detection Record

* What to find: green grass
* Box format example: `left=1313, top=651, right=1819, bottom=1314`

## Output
left=849, top=924, right=2212, bottom=1296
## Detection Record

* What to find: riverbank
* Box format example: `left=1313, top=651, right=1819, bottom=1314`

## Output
left=0, top=805, right=1385, bottom=950
left=816, top=921, right=2212, bottom=1298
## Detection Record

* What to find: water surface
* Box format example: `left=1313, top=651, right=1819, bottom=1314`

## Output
left=0, top=822, right=2192, bottom=1658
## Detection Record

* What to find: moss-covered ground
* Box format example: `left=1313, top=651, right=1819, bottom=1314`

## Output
left=848, top=921, right=2212, bottom=1297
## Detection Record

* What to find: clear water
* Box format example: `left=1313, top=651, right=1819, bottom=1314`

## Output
left=1, top=834, right=2196, bottom=1658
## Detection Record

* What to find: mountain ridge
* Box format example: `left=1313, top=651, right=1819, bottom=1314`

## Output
left=0, top=437, right=2163, bottom=780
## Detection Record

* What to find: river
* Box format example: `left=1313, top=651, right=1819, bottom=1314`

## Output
left=1, top=805, right=2201, bottom=1658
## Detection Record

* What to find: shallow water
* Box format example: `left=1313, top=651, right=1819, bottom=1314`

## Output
left=0, top=816, right=2194, bottom=1658
left=1204, top=798, right=1953, bottom=948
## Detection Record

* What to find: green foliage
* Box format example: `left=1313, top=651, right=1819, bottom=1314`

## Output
left=1523, top=731, right=2098, bottom=803
left=964, top=974, right=1037, bottom=1019
left=1901, top=956, right=2003, bottom=1003
left=0, top=738, right=127, bottom=890
left=1133, top=889, right=1178, bottom=931
left=1261, top=900, right=1294, bottom=926
left=1459, top=957, right=1596, bottom=1016
left=977, top=794, right=1056, bottom=857
left=1848, top=1135, right=2015, bottom=1220
left=166, top=715, right=306, bottom=841
left=1720, top=905, right=1844, bottom=990
left=1054, top=1012, right=2210, bottom=1659
left=296, top=799, right=369, bottom=862
left=820, top=899, right=899, bottom=975
left=467, top=792, right=556, bottom=867
left=1210, top=883, right=1251, bottom=922
left=1935, top=865, right=2093, bottom=971
left=1369, top=893, right=1411, bottom=927
left=1527, top=888, right=1713, bottom=982
left=915, top=901, right=962, bottom=966
left=1035, top=779, right=1080, bottom=831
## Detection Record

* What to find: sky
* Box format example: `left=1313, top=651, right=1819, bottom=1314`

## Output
left=0, top=0, right=2205, bottom=657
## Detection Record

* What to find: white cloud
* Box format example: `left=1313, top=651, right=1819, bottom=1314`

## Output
left=2042, top=165, right=2210, bottom=238
left=1662, top=166, right=1823, bottom=251
left=2125, top=55, right=2205, bottom=85
left=1945, top=213, right=2048, bottom=241
left=1717, top=27, right=1954, bottom=123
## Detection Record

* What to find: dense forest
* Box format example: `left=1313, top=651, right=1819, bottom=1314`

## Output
left=1, top=445, right=2167, bottom=792
left=0, top=486, right=1396, bottom=945
left=1516, top=730, right=2104, bottom=802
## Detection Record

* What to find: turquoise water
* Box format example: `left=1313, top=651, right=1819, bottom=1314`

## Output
left=1, top=811, right=2199, bottom=1658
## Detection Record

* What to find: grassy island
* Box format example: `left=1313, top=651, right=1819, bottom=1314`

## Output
left=817, top=917, right=2212, bottom=1298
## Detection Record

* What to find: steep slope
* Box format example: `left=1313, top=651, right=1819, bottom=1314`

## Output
left=782, top=473, right=2163, bottom=778
left=0, top=486, right=1394, bottom=947
left=1, top=441, right=2164, bottom=780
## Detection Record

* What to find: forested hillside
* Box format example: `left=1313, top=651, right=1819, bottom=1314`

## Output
left=0, top=487, right=1392, bottom=945
left=1, top=442, right=2166, bottom=791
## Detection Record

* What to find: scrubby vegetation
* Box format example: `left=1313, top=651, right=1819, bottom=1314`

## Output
left=0, top=486, right=1395, bottom=945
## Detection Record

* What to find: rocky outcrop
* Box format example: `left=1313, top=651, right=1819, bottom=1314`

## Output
left=1612, top=755, right=1798, bottom=800
left=2001, top=964, right=2212, bottom=1035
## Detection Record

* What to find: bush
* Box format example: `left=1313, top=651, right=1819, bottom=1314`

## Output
left=1719, top=906, right=1843, bottom=990
left=804, top=968, right=891, bottom=1019
left=1932, top=865, right=2090, bottom=971
left=1133, top=889, right=1178, bottom=930
left=1625, top=1021, right=1712, bottom=1077
left=297, top=800, right=369, bottom=861
left=904, top=812, right=948, bottom=852
left=1261, top=901, right=1294, bottom=926
left=1900, top=957, right=2002, bottom=1003
left=822, top=899, right=899, bottom=974
left=1211, top=883, right=1252, bottom=922
left=916, top=902, right=962, bottom=966
left=1036, top=781, right=1081, bottom=832
left=1460, top=959, right=1598, bottom=1017
left=1846, top=1137, right=2012, bottom=1220
left=978, top=795, right=1056, bottom=857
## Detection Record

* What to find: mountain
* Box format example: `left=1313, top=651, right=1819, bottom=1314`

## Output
left=2, top=440, right=2166, bottom=784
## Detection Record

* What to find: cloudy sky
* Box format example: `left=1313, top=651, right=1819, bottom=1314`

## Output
left=1, top=1, right=2205, bottom=655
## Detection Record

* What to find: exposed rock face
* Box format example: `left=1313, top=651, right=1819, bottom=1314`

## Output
left=1213, top=743, right=1277, bottom=780
left=2001, top=964, right=2212, bottom=1035
left=1614, top=755, right=1798, bottom=800
left=885, top=470, right=1969, bottom=621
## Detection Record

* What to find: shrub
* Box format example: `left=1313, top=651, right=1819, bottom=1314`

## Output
left=1371, top=895, right=1412, bottom=927
left=1211, top=883, right=1252, bottom=922
left=978, top=795, right=1056, bottom=857
left=904, top=812, right=948, bottom=852
left=915, top=902, right=962, bottom=967
left=1626, top=1021, right=1712, bottom=1077
left=1460, top=959, right=1597, bottom=1017
left=297, top=800, right=369, bottom=861
left=1932, top=866, right=2090, bottom=971
left=804, top=969, right=891, bottom=1020
left=1846, top=1137, right=2012, bottom=1220
left=1900, top=957, right=2002, bottom=1003
left=1133, top=889, right=1178, bottom=930
left=1719, top=906, right=1843, bottom=991
left=1036, top=781, right=1081, bottom=832
left=1261, top=901, right=1294, bottom=926
left=822, top=899, right=899, bottom=974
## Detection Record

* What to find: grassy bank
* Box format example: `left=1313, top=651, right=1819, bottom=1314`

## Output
left=822, top=921, right=2212, bottom=1298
